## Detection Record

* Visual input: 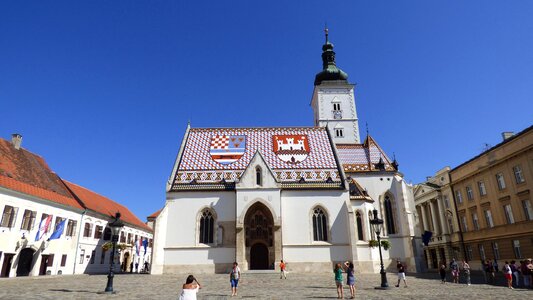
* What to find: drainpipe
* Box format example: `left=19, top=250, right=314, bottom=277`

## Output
left=73, top=209, right=87, bottom=274
left=448, top=173, right=466, bottom=262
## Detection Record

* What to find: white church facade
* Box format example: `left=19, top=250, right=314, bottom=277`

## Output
left=151, top=31, right=421, bottom=274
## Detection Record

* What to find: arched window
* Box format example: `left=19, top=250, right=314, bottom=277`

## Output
left=368, top=211, right=376, bottom=240
left=312, top=207, right=328, bottom=241
left=256, top=166, right=262, bottom=186
left=384, top=195, right=397, bottom=234
left=199, top=209, right=215, bottom=244
left=356, top=211, right=364, bottom=241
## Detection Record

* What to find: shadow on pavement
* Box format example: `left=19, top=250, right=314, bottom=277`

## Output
left=49, top=288, right=95, bottom=293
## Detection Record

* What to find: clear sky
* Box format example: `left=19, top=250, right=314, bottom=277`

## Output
left=1, top=1, right=532, bottom=220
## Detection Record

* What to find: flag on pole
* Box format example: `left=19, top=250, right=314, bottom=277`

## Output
left=49, top=219, right=66, bottom=240
left=35, top=215, right=52, bottom=241
left=136, top=237, right=142, bottom=256
left=143, top=239, right=148, bottom=255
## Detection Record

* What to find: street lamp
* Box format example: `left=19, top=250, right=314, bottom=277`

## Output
left=370, top=209, right=390, bottom=289
left=104, top=212, right=124, bottom=294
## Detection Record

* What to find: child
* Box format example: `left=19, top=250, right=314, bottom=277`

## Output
left=334, top=263, right=344, bottom=299
left=280, top=260, right=287, bottom=279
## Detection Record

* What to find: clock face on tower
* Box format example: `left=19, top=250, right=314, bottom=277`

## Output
left=333, top=110, right=342, bottom=119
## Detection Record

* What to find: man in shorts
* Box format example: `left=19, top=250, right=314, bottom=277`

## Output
left=279, top=260, right=287, bottom=279
left=395, top=259, right=407, bottom=287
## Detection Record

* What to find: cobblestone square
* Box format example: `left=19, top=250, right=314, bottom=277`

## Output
left=0, top=272, right=531, bottom=299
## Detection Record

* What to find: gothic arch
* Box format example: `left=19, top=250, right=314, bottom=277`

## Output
left=382, top=193, right=398, bottom=235
left=310, top=205, right=330, bottom=242
left=196, top=206, right=218, bottom=245
left=355, top=210, right=365, bottom=241
left=238, top=198, right=278, bottom=227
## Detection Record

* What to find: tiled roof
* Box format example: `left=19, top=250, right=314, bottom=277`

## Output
left=64, top=181, right=152, bottom=232
left=172, top=127, right=342, bottom=189
left=0, top=138, right=83, bottom=209
left=147, top=208, right=161, bottom=219
left=336, top=135, right=397, bottom=173
left=348, top=178, right=373, bottom=201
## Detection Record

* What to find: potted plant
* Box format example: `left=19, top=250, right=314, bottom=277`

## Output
left=368, top=240, right=379, bottom=248
left=381, top=240, right=391, bottom=250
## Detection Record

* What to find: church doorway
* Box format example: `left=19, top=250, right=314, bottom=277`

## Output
left=244, top=202, right=274, bottom=270
left=250, top=243, right=269, bottom=269
left=16, top=248, right=35, bottom=277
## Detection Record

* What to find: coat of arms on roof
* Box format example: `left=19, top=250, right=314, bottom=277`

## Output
left=209, top=135, right=246, bottom=165
left=272, top=135, right=309, bottom=164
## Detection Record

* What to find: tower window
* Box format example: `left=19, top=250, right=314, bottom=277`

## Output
left=335, top=128, right=344, bottom=137
left=333, top=103, right=341, bottom=111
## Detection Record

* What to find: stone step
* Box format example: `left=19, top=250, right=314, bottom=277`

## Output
left=242, top=270, right=278, bottom=274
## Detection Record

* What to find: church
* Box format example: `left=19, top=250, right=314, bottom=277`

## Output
left=151, top=30, right=421, bottom=274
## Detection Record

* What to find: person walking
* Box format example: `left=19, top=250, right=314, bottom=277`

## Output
left=510, top=260, right=519, bottom=288
left=439, top=261, right=447, bottom=284
left=395, top=259, right=407, bottom=288
left=526, top=258, right=533, bottom=289
left=486, top=259, right=495, bottom=285
left=504, top=261, right=513, bottom=289
left=230, top=262, right=241, bottom=297
left=344, top=261, right=356, bottom=299
left=279, top=260, right=287, bottom=279
left=178, top=275, right=201, bottom=300
left=462, top=260, right=471, bottom=286
left=334, top=263, right=344, bottom=299
left=449, top=258, right=459, bottom=284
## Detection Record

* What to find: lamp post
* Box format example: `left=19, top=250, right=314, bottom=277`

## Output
left=370, top=209, right=390, bottom=289
left=104, top=212, right=124, bottom=294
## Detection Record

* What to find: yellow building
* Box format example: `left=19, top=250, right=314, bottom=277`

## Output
left=450, top=125, right=533, bottom=269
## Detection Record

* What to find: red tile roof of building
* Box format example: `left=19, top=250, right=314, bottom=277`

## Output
left=336, top=135, right=397, bottom=172
left=64, top=181, right=152, bottom=232
left=147, top=208, right=162, bottom=219
left=0, top=138, right=83, bottom=209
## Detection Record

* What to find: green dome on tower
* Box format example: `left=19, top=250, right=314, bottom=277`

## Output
left=314, top=28, right=349, bottom=86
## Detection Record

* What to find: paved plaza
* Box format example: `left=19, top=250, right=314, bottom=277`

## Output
left=0, top=272, right=531, bottom=299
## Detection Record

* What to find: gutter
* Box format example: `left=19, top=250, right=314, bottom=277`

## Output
left=448, top=172, right=467, bottom=262
left=72, top=209, right=87, bottom=274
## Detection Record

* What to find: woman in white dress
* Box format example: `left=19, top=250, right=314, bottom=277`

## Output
left=178, top=275, right=201, bottom=300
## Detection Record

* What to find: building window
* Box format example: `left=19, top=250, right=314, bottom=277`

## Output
left=455, top=190, right=463, bottom=204
left=100, top=250, right=106, bottom=264
left=491, top=242, right=500, bottom=260
left=20, top=209, right=36, bottom=231
left=504, top=204, right=515, bottom=224
left=255, top=166, right=262, bottom=186
left=103, top=227, right=112, bottom=241
left=466, top=186, right=474, bottom=201
left=461, top=215, right=468, bottom=232
left=443, top=196, right=450, bottom=209
left=368, top=211, right=376, bottom=240
left=83, top=223, right=92, bottom=237
left=384, top=195, right=396, bottom=235
left=335, top=128, right=344, bottom=138
left=447, top=216, right=454, bottom=233
left=333, top=103, right=341, bottom=111
left=127, top=233, right=132, bottom=244
left=484, top=209, right=494, bottom=228
left=522, top=200, right=533, bottom=221
left=94, top=225, right=103, bottom=239
left=513, top=165, right=525, bottom=184
left=79, top=249, right=85, bottom=264
left=1, top=205, right=17, bottom=228
left=496, top=173, right=506, bottom=190
left=478, top=244, right=486, bottom=260
left=120, top=232, right=126, bottom=243
left=199, top=209, right=215, bottom=244
left=54, top=217, right=65, bottom=232
left=472, top=212, right=480, bottom=230
left=90, top=250, right=95, bottom=264
left=312, top=207, right=328, bottom=242
left=513, top=240, right=522, bottom=259
left=61, top=255, right=67, bottom=267
left=356, top=212, right=364, bottom=241
left=466, top=245, right=473, bottom=261
left=478, top=181, right=487, bottom=196
left=66, top=220, right=77, bottom=237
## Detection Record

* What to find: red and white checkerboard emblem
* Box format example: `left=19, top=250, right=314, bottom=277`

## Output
left=209, top=135, right=246, bottom=165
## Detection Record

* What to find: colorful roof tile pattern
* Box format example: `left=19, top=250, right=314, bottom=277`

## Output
left=172, top=127, right=342, bottom=188
left=336, top=136, right=397, bottom=173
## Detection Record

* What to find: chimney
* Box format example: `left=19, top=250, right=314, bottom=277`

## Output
left=11, top=133, right=22, bottom=150
left=501, top=132, right=514, bottom=141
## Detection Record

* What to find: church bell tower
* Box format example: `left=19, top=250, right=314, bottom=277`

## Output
left=311, top=28, right=360, bottom=144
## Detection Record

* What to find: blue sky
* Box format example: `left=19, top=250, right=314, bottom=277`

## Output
left=1, top=1, right=532, bottom=220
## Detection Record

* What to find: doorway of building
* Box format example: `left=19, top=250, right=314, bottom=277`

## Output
left=39, top=255, right=50, bottom=275
left=1, top=253, right=14, bottom=277
left=430, top=249, right=438, bottom=269
left=244, top=202, right=274, bottom=270
left=16, top=248, right=35, bottom=276
left=250, top=243, right=269, bottom=270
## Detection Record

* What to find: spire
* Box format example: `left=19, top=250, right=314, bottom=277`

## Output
left=314, top=27, right=348, bottom=86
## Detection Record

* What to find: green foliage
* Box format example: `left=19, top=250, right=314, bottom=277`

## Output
left=381, top=240, right=391, bottom=250
left=368, top=240, right=379, bottom=248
